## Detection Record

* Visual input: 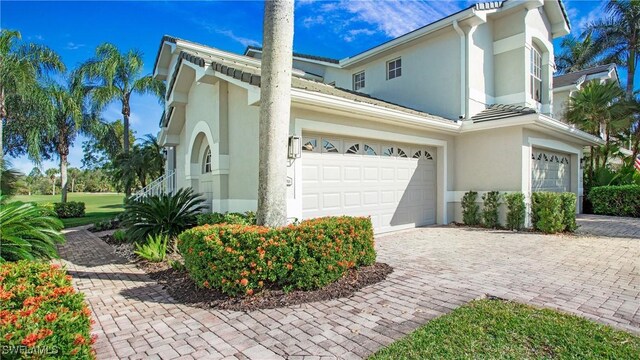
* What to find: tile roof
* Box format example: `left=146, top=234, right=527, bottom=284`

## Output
left=471, top=104, right=537, bottom=123
left=553, top=64, right=616, bottom=89
left=244, top=45, right=340, bottom=64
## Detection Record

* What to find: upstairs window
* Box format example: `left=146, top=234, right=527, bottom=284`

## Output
left=530, top=45, right=542, bottom=102
left=387, top=58, right=402, bottom=80
left=353, top=71, right=365, bottom=91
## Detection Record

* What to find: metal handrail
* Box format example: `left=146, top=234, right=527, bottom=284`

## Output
left=130, top=169, right=176, bottom=202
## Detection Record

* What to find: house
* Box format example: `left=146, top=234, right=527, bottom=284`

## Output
left=153, top=0, right=603, bottom=233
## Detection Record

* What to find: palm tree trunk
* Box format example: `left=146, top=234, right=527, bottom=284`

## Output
left=71, top=178, right=75, bottom=193
left=0, top=86, right=5, bottom=160
left=626, top=48, right=636, bottom=99
left=122, top=101, right=131, bottom=197
left=60, top=153, right=68, bottom=203
left=51, top=177, right=55, bottom=196
left=256, top=0, right=294, bottom=227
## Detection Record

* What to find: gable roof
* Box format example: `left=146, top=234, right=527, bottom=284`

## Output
left=244, top=45, right=340, bottom=65
left=553, top=64, right=617, bottom=89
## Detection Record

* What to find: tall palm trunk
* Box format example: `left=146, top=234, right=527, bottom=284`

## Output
left=122, top=95, right=131, bottom=197
left=256, top=0, right=294, bottom=227
left=60, top=153, right=68, bottom=202
left=0, top=86, right=5, bottom=160
left=626, top=47, right=636, bottom=100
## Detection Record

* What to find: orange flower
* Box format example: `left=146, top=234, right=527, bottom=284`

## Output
left=4, top=333, right=12, bottom=341
left=44, top=313, right=58, bottom=322
left=65, top=275, right=73, bottom=281
left=240, top=278, right=249, bottom=286
left=91, top=334, right=98, bottom=344
left=21, top=333, right=39, bottom=347
left=203, top=281, right=210, bottom=288
left=286, top=264, right=293, bottom=270
left=71, top=348, right=79, bottom=355
left=82, top=307, right=91, bottom=317
left=246, top=289, right=254, bottom=296
left=238, top=255, right=245, bottom=262
left=37, top=329, right=53, bottom=339
left=73, top=334, right=86, bottom=345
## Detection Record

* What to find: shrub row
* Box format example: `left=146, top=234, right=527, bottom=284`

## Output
left=178, top=216, right=376, bottom=296
left=461, top=191, right=527, bottom=230
left=196, top=211, right=256, bottom=226
left=53, top=202, right=85, bottom=218
left=588, top=185, right=640, bottom=218
left=531, top=192, right=577, bottom=234
left=0, top=261, right=95, bottom=358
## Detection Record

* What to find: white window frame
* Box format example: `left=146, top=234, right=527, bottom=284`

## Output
left=202, top=147, right=212, bottom=173
left=387, top=58, right=402, bottom=80
left=530, top=45, right=542, bottom=103
left=353, top=71, right=365, bottom=91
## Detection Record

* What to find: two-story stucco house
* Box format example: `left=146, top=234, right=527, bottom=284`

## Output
left=152, top=0, right=603, bottom=233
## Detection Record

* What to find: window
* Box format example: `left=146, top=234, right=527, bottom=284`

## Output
left=397, top=148, right=407, bottom=158
left=202, top=147, right=212, bottom=173
left=353, top=71, right=365, bottom=91
left=530, top=45, right=542, bottom=102
left=383, top=147, right=394, bottom=156
left=387, top=58, right=402, bottom=80
left=302, top=138, right=317, bottom=152
left=413, top=150, right=422, bottom=159
left=346, top=144, right=360, bottom=154
left=322, top=139, right=339, bottom=153
left=364, top=144, right=377, bottom=156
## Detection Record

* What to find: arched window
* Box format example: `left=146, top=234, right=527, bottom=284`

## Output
left=203, top=147, right=212, bottom=173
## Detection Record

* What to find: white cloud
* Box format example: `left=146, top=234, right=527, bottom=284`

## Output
left=65, top=42, right=85, bottom=50
left=575, top=7, right=603, bottom=34
left=214, top=29, right=261, bottom=47
left=303, top=15, right=325, bottom=28
left=343, top=28, right=376, bottom=42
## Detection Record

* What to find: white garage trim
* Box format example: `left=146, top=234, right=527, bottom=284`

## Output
left=291, top=118, right=448, bottom=225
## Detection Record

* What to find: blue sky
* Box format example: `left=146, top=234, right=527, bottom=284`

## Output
left=3, top=0, right=613, bottom=174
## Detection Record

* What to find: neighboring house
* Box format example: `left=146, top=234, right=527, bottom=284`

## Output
left=153, top=0, right=603, bottom=233
left=552, top=63, right=620, bottom=123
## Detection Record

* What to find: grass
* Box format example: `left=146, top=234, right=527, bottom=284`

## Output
left=12, top=193, right=125, bottom=228
left=370, top=298, right=640, bottom=359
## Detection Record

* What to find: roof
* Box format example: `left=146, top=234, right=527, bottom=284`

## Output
left=471, top=104, right=537, bottom=123
left=553, top=64, right=617, bottom=89
left=244, top=45, right=340, bottom=65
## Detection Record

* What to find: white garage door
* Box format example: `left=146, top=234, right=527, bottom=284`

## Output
left=301, top=134, right=437, bottom=233
left=531, top=149, right=571, bottom=192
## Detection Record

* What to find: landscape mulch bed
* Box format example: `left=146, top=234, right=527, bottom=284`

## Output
left=99, top=234, right=392, bottom=311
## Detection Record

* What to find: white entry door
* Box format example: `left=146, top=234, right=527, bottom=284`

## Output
left=301, top=134, right=437, bottom=233
left=531, top=149, right=571, bottom=192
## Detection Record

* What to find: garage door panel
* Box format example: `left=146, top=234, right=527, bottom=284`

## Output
left=302, top=135, right=437, bottom=233
left=532, top=149, right=571, bottom=193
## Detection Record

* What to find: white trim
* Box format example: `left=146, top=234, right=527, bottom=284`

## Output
left=493, top=33, right=525, bottom=55
left=528, top=137, right=580, bottom=155
left=294, top=118, right=448, bottom=225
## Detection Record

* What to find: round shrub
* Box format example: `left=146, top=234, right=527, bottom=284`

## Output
left=178, top=216, right=376, bottom=296
left=588, top=185, right=640, bottom=217
left=0, top=261, right=95, bottom=359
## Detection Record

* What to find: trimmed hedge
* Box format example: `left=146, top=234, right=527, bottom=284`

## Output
left=504, top=192, right=526, bottom=230
left=178, top=216, right=375, bottom=296
left=589, top=185, right=640, bottom=218
left=461, top=191, right=481, bottom=226
left=481, top=191, right=501, bottom=228
left=531, top=192, right=577, bottom=234
left=53, top=202, right=85, bottom=218
left=196, top=211, right=256, bottom=226
left=0, top=261, right=95, bottom=359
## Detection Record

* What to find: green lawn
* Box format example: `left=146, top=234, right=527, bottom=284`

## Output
left=13, top=193, right=125, bottom=228
left=370, top=299, right=640, bottom=359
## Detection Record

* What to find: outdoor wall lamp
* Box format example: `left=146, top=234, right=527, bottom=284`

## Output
left=288, top=135, right=301, bottom=159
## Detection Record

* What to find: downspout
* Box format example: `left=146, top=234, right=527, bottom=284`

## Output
left=453, top=20, right=466, bottom=120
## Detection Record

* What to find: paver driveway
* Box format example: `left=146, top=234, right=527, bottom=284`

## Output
left=58, top=226, right=640, bottom=359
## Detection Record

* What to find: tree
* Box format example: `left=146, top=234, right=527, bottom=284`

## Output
left=591, top=0, right=640, bottom=99
left=256, top=0, right=295, bottom=227
left=68, top=167, right=81, bottom=193
left=556, top=31, right=603, bottom=74
left=45, top=168, right=58, bottom=196
left=566, top=81, right=629, bottom=180
left=79, top=43, right=165, bottom=196
left=82, top=118, right=133, bottom=169
left=0, top=159, right=20, bottom=197
left=0, top=29, right=64, bottom=161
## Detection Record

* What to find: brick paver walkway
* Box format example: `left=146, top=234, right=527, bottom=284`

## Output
left=59, top=226, right=640, bottom=359
left=577, top=214, right=640, bottom=239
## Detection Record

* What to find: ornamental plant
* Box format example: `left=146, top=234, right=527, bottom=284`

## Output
left=481, top=191, right=501, bottom=228
left=531, top=192, right=565, bottom=234
left=196, top=211, right=256, bottom=226
left=461, top=191, right=481, bottom=226
left=559, top=193, right=578, bottom=232
left=53, top=202, right=85, bottom=218
left=0, top=261, right=95, bottom=359
left=589, top=185, right=640, bottom=217
left=178, top=216, right=375, bottom=296
left=504, top=192, right=526, bottom=230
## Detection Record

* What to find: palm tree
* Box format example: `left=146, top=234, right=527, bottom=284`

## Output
left=141, top=134, right=164, bottom=181
left=556, top=31, right=603, bottom=74
left=0, top=29, right=64, bottom=160
left=45, top=168, right=58, bottom=196
left=68, top=167, right=81, bottom=193
left=566, top=81, right=629, bottom=178
left=591, top=0, right=640, bottom=99
left=79, top=43, right=165, bottom=195
left=0, top=159, right=20, bottom=198
left=256, top=0, right=295, bottom=227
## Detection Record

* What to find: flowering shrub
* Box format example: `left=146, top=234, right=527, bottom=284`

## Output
left=178, top=216, right=375, bottom=296
left=0, top=261, right=95, bottom=359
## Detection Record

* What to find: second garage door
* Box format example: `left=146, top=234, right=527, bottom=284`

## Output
left=301, top=134, right=437, bottom=233
left=531, top=149, right=571, bottom=192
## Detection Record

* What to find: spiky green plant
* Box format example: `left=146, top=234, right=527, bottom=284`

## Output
left=134, top=234, right=168, bottom=262
left=0, top=198, right=65, bottom=262
left=121, top=188, right=206, bottom=242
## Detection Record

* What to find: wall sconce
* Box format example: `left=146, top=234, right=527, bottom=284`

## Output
left=288, top=135, right=301, bottom=159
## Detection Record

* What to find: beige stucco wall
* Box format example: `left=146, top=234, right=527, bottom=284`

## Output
left=552, top=89, right=571, bottom=120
